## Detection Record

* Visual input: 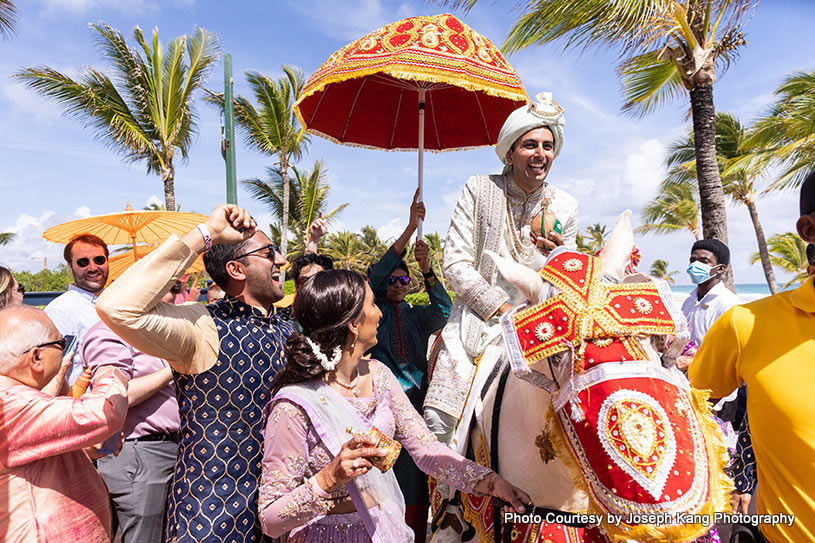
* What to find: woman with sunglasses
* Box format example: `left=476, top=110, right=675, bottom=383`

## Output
left=0, top=266, right=25, bottom=308
left=258, top=269, right=529, bottom=542
left=364, top=191, right=452, bottom=539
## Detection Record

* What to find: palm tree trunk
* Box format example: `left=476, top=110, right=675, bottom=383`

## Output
left=690, top=84, right=734, bottom=289
left=745, top=200, right=779, bottom=294
left=280, top=156, right=290, bottom=271
left=162, top=164, right=176, bottom=211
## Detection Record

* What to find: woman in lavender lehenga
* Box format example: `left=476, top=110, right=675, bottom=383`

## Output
left=258, top=269, right=531, bottom=542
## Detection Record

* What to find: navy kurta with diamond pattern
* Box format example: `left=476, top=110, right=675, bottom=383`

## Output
left=165, top=297, right=293, bottom=543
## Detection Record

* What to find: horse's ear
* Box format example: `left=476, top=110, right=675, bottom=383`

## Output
left=599, top=210, right=634, bottom=282
left=485, top=250, right=544, bottom=303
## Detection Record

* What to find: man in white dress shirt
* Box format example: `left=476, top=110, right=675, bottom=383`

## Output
left=45, top=234, right=109, bottom=385
left=424, top=93, right=579, bottom=455
left=681, top=238, right=741, bottom=437
left=681, top=238, right=740, bottom=348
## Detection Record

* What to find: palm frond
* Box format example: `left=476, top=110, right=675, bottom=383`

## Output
left=620, top=49, right=685, bottom=117
left=501, top=0, right=664, bottom=55
left=742, top=70, right=815, bottom=190
left=751, top=232, right=807, bottom=285
left=0, top=232, right=16, bottom=245
left=0, top=0, right=18, bottom=39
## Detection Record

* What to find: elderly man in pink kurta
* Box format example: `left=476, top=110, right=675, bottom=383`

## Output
left=0, top=305, right=128, bottom=543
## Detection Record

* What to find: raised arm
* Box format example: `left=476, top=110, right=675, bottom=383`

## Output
left=1, top=366, right=128, bottom=468
left=97, top=204, right=256, bottom=374
left=376, top=362, right=530, bottom=510
left=412, top=240, right=452, bottom=336
left=443, top=176, right=509, bottom=320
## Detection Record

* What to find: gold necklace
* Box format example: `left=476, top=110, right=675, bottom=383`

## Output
left=333, top=371, right=361, bottom=397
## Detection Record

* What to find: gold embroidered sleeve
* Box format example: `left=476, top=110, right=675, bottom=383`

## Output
left=380, top=361, right=492, bottom=493
left=258, top=400, right=341, bottom=538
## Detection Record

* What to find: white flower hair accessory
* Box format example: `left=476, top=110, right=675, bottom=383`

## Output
left=304, top=336, right=341, bottom=371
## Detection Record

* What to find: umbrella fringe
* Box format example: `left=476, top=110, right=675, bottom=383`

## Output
left=294, top=64, right=529, bottom=135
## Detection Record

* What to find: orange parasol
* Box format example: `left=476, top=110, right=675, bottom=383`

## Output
left=294, top=13, right=528, bottom=235
left=43, top=204, right=208, bottom=253
left=106, top=244, right=205, bottom=286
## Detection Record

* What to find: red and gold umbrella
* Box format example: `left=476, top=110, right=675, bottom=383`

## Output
left=294, top=13, right=528, bottom=235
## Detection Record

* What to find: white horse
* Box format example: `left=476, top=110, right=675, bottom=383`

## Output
left=441, top=211, right=730, bottom=543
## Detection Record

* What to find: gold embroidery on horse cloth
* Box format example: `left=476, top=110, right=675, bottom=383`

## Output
left=510, top=251, right=677, bottom=365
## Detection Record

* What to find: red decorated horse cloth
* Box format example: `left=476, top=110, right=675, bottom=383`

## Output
left=500, top=248, right=733, bottom=542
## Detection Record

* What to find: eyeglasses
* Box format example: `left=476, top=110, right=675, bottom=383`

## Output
left=16, top=284, right=25, bottom=295
left=75, top=255, right=107, bottom=268
left=388, top=275, right=411, bottom=286
left=20, top=336, right=67, bottom=355
left=233, top=244, right=281, bottom=262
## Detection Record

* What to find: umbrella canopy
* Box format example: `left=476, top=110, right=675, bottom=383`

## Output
left=106, top=244, right=205, bottom=286
left=43, top=204, right=208, bottom=250
left=294, top=13, right=528, bottom=152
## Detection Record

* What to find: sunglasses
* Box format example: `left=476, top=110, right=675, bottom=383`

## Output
left=233, top=243, right=281, bottom=262
left=17, top=284, right=25, bottom=295
left=388, top=275, right=411, bottom=286
left=75, top=255, right=107, bottom=268
left=20, top=336, right=67, bottom=355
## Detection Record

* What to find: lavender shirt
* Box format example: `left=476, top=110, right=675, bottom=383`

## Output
left=82, top=321, right=180, bottom=439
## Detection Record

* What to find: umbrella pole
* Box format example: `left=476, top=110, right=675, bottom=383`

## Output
left=417, top=88, right=425, bottom=239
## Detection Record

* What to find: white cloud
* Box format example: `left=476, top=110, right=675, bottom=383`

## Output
left=377, top=218, right=404, bottom=243
left=0, top=210, right=65, bottom=272
left=74, top=206, right=91, bottom=218
left=286, top=0, right=394, bottom=42
left=1, top=80, right=62, bottom=124
left=37, top=0, right=158, bottom=15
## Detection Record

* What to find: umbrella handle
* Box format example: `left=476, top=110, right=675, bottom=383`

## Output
left=417, top=88, right=425, bottom=240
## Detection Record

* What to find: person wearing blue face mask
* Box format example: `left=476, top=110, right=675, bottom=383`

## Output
left=680, top=238, right=741, bottom=349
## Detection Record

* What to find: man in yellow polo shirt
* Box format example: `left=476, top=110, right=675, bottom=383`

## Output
left=690, top=170, right=815, bottom=543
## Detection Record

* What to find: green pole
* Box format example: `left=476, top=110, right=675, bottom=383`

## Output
left=224, top=53, right=238, bottom=204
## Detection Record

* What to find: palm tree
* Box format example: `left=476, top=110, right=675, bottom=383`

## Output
left=206, top=67, right=309, bottom=261
left=444, top=1, right=756, bottom=254
left=0, top=0, right=17, bottom=39
left=15, top=24, right=219, bottom=210
left=742, top=71, right=815, bottom=191
left=667, top=113, right=778, bottom=291
left=359, top=226, right=388, bottom=263
left=585, top=223, right=608, bottom=254
left=242, top=160, right=348, bottom=260
left=650, top=259, right=678, bottom=284
left=754, top=232, right=808, bottom=288
left=325, top=231, right=368, bottom=273
left=0, top=232, right=15, bottom=245
left=637, top=181, right=701, bottom=239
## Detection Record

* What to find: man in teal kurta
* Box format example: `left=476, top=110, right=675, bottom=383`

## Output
left=366, top=192, right=452, bottom=541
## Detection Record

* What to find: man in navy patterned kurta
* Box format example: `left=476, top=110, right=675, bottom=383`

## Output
left=98, top=205, right=293, bottom=543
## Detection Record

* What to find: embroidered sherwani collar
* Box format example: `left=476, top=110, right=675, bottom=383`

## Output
left=504, top=173, right=548, bottom=203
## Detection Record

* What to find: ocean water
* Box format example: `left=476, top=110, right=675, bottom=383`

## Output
left=670, top=283, right=780, bottom=304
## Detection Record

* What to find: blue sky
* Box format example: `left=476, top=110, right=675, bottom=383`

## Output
left=1, top=0, right=812, bottom=287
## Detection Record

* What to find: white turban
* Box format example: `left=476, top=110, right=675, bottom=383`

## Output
left=495, top=92, right=565, bottom=164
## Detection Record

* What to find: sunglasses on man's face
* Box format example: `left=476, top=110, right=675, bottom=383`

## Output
left=388, top=275, right=411, bottom=286
left=20, top=336, right=67, bottom=355
left=233, top=243, right=281, bottom=262
left=75, top=255, right=107, bottom=268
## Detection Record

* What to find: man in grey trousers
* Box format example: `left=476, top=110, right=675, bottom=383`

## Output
left=82, top=300, right=180, bottom=542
